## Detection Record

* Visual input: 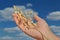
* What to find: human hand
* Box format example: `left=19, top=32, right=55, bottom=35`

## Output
left=12, top=13, right=44, bottom=40
left=12, top=13, right=60, bottom=40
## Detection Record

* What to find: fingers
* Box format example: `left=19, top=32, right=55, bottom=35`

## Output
left=12, top=14, right=20, bottom=25
left=12, top=14, right=29, bottom=31
left=34, top=15, right=43, bottom=22
left=12, top=14, right=36, bottom=32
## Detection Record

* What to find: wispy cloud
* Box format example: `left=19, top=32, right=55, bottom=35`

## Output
left=50, top=25, right=60, bottom=37
left=0, top=6, right=26, bottom=21
left=16, top=33, right=34, bottom=40
left=47, top=11, right=60, bottom=20
left=3, top=26, right=33, bottom=38
left=0, top=36, right=13, bottom=40
left=16, top=33, right=28, bottom=37
left=0, top=35, right=23, bottom=40
left=1, top=26, right=33, bottom=40
left=4, top=27, right=20, bottom=33
left=0, top=7, right=14, bottom=21
left=0, top=35, right=33, bottom=40
left=47, top=11, right=60, bottom=37
left=26, top=3, right=32, bottom=7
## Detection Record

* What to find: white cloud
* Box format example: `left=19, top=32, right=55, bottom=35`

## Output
left=3, top=26, right=34, bottom=38
left=0, top=36, right=23, bottom=40
left=0, top=5, right=38, bottom=21
left=0, top=7, right=14, bottom=21
left=50, top=25, right=60, bottom=36
left=1, top=28, right=33, bottom=40
left=26, top=3, right=32, bottom=7
left=16, top=33, right=34, bottom=40
left=47, top=11, right=60, bottom=20
left=24, top=9, right=38, bottom=20
left=4, top=27, right=20, bottom=33
left=0, top=36, right=13, bottom=40
left=16, top=33, right=28, bottom=37
left=56, top=33, right=60, bottom=37
left=0, top=35, right=33, bottom=40
left=0, top=6, right=26, bottom=21
left=0, top=32, right=33, bottom=40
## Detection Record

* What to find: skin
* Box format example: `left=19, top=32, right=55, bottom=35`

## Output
left=12, top=13, right=60, bottom=40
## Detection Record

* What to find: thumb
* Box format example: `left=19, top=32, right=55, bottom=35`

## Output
left=34, top=15, right=43, bottom=22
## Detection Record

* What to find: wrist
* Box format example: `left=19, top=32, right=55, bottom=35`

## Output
left=43, top=30, right=60, bottom=40
left=36, top=29, right=60, bottom=40
left=41, top=26, right=60, bottom=40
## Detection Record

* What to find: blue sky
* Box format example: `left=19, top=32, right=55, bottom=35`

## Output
left=0, top=0, right=60, bottom=40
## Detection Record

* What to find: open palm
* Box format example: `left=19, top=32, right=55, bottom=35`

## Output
left=12, top=13, right=51, bottom=40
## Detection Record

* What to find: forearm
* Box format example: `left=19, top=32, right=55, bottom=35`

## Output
left=35, top=31, right=60, bottom=40
left=47, top=32, right=60, bottom=40
left=35, top=37, right=60, bottom=40
left=35, top=27, right=60, bottom=40
left=42, top=27, right=60, bottom=40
